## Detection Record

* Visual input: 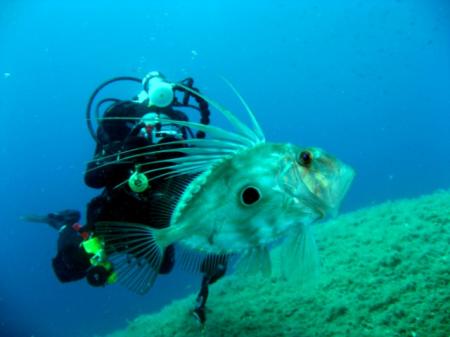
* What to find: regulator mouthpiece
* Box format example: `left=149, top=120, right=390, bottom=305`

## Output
left=143, top=71, right=174, bottom=108
left=148, top=79, right=174, bottom=107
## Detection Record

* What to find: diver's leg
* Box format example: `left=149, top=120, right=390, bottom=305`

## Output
left=193, top=276, right=210, bottom=324
left=159, top=244, right=175, bottom=274
left=21, top=210, right=81, bottom=230
left=192, top=255, right=228, bottom=324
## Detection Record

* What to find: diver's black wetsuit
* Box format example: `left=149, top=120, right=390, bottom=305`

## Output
left=84, top=101, right=190, bottom=273
left=84, top=101, right=189, bottom=189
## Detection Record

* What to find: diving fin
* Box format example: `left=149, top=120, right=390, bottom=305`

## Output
left=20, top=214, right=51, bottom=224
left=20, top=210, right=81, bottom=230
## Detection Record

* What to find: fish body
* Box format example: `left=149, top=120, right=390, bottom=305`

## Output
left=94, top=83, right=355, bottom=293
left=157, top=142, right=353, bottom=255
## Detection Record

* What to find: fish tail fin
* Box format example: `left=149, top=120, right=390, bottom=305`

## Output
left=280, top=223, right=320, bottom=284
left=94, top=222, right=170, bottom=294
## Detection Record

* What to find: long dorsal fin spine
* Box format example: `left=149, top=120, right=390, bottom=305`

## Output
left=90, top=146, right=236, bottom=177
left=159, top=118, right=255, bottom=147
left=221, top=77, right=266, bottom=142
left=177, top=83, right=260, bottom=143
left=141, top=159, right=223, bottom=177
left=86, top=138, right=243, bottom=169
left=140, top=153, right=231, bottom=167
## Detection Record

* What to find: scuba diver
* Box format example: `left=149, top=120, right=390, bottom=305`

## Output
left=23, top=71, right=224, bottom=323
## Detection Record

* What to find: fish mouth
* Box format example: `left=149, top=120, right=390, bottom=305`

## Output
left=277, top=154, right=355, bottom=218
left=277, top=163, right=330, bottom=220
left=305, top=161, right=355, bottom=215
left=326, top=163, right=355, bottom=211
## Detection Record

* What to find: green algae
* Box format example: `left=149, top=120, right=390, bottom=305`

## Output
left=103, top=190, right=450, bottom=337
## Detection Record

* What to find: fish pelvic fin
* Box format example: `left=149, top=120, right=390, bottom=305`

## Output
left=235, top=246, right=272, bottom=277
left=279, top=223, right=320, bottom=285
left=177, top=247, right=230, bottom=277
left=94, top=221, right=171, bottom=294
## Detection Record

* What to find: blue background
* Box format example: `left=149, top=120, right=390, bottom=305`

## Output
left=0, top=1, right=449, bottom=337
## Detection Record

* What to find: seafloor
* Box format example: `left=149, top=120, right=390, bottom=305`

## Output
left=104, top=190, right=450, bottom=337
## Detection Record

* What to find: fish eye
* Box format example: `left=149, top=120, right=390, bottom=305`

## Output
left=298, top=151, right=313, bottom=167
left=240, top=186, right=261, bottom=206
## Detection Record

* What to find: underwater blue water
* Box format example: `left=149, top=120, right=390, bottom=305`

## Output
left=0, top=1, right=449, bottom=336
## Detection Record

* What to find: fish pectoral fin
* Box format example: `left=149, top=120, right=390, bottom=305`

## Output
left=94, top=221, right=167, bottom=294
left=280, top=223, right=320, bottom=284
left=235, top=246, right=272, bottom=277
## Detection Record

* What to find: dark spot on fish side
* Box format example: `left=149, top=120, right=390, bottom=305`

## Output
left=241, top=186, right=261, bottom=205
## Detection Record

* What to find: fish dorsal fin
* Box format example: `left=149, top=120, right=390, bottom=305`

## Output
left=178, top=83, right=265, bottom=144
left=150, top=173, right=196, bottom=226
left=85, top=137, right=243, bottom=175
left=220, top=77, right=265, bottom=142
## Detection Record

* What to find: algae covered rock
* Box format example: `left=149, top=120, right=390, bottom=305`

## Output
left=105, top=190, right=450, bottom=337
